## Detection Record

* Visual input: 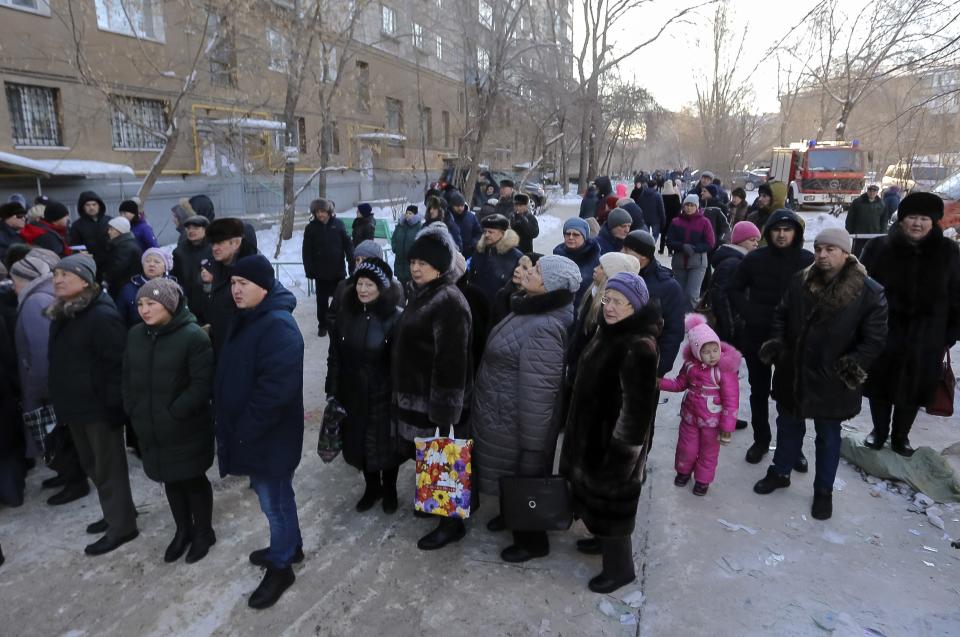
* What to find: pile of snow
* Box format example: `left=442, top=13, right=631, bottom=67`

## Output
left=256, top=225, right=310, bottom=299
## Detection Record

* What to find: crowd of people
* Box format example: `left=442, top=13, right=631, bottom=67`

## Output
left=0, top=171, right=957, bottom=611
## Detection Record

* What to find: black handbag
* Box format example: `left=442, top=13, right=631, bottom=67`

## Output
left=498, top=475, right=573, bottom=531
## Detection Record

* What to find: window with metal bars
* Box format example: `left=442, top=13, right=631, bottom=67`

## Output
left=5, top=83, right=62, bottom=147
left=110, top=96, right=167, bottom=150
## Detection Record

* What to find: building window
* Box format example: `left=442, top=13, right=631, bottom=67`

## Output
left=421, top=106, right=433, bottom=146
left=322, top=120, right=340, bottom=156
left=94, top=0, right=164, bottom=42
left=477, top=47, right=489, bottom=72
left=321, top=45, right=337, bottom=82
left=412, top=22, right=423, bottom=50
left=266, top=28, right=288, bottom=72
left=207, top=12, right=236, bottom=88
left=478, top=0, right=492, bottom=29
left=356, top=60, right=370, bottom=113
left=0, top=0, right=51, bottom=16
left=5, top=83, right=62, bottom=147
left=386, top=97, right=403, bottom=146
left=111, top=95, right=167, bottom=150
left=273, top=114, right=306, bottom=154
left=381, top=5, right=396, bottom=36
left=436, top=35, right=443, bottom=60
left=442, top=110, right=450, bottom=148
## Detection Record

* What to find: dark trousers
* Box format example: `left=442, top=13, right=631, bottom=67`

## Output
left=772, top=409, right=841, bottom=493
left=868, top=399, right=920, bottom=442
left=250, top=472, right=302, bottom=569
left=743, top=347, right=773, bottom=445
left=600, top=536, right=634, bottom=579
left=164, top=475, right=213, bottom=537
left=69, top=421, right=138, bottom=539
left=314, top=279, right=340, bottom=331
left=49, top=425, right=88, bottom=487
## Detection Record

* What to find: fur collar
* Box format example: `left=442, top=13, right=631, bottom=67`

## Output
left=597, top=302, right=663, bottom=341
left=510, top=288, right=574, bottom=315
left=800, top=255, right=866, bottom=317
left=476, top=228, right=520, bottom=255
left=681, top=340, right=742, bottom=373
left=44, top=284, right=101, bottom=320
left=888, top=223, right=948, bottom=255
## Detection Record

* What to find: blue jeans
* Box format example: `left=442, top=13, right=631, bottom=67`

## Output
left=250, top=473, right=302, bottom=568
left=772, top=408, right=842, bottom=494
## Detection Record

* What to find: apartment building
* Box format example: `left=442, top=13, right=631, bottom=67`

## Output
left=0, top=0, right=574, bottom=226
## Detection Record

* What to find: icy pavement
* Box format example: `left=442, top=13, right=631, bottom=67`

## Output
left=0, top=199, right=958, bottom=636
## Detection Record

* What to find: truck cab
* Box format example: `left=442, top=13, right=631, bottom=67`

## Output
left=770, top=140, right=866, bottom=209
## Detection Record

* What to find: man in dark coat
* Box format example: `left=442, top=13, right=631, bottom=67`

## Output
left=102, top=217, right=142, bottom=299
left=214, top=254, right=304, bottom=609
left=173, top=215, right=212, bottom=322
left=622, top=230, right=688, bottom=376
left=510, top=193, right=539, bottom=253
left=709, top=221, right=761, bottom=343
left=19, top=201, right=72, bottom=257
left=47, top=254, right=139, bottom=555
left=845, top=185, right=887, bottom=256
left=860, top=192, right=960, bottom=455
left=468, top=214, right=523, bottom=303
left=495, top=179, right=517, bottom=218
left=633, top=180, right=666, bottom=238
left=202, top=218, right=257, bottom=355
left=580, top=184, right=599, bottom=219
left=301, top=198, right=354, bottom=337
left=754, top=228, right=887, bottom=521
left=351, top=203, right=376, bottom=247
left=69, top=191, right=113, bottom=275
left=0, top=202, right=26, bottom=262
left=881, top=186, right=901, bottom=226
left=728, top=209, right=814, bottom=465
left=449, top=192, right=482, bottom=259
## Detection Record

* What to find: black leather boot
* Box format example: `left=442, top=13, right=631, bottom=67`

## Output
left=864, top=428, right=888, bottom=450
left=745, top=441, right=769, bottom=464
left=249, top=545, right=304, bottom=568
left=753, top=467, right=791, bottom=494
left=501, top=531, right=549, bottom=563
left=588, top=537, right=635, bottom=594
left=417, top=518, right=466, bottom=550
left=356, top=472, right=381, bottom=512
left=811, top=490, right=833, bottom=520
left=248, top=566, right=296, bottom=609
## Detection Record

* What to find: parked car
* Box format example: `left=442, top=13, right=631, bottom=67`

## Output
left=431, top=165, right=546, bottom=209
left=881, top=162, right=953, bottom=193
left=731, top=169, right=768, bottom=191
left=888, top=169, right=960, bottom=231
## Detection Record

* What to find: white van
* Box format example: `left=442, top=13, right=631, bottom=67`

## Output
left=881, top=162, right=952, bottom=192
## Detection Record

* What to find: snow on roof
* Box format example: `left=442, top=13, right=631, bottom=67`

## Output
left=209, top=118, right=286, bottom=131
left=353, top=132, right=407, bottom=142
left=0, top=151, right=135, bottom=178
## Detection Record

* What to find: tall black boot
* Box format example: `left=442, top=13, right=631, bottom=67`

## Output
left=381, top=467, right=399, bottom=514
left=890, top=404, right=920, bottom=457
left=866, top=399, right=892, bottom=450
left=588, top=537, right=636, bottom=594
left=185, top=476, right=216, bottom=564
left=356, top=471, right=381, bottom=512
left=163, top=482, right=193, bottom=563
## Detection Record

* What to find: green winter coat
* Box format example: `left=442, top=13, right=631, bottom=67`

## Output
left=122, top=301, right=215, bottom=483
left=845, top=193, right=887, bottom=235
left=391, top=220, right=422, bottom=283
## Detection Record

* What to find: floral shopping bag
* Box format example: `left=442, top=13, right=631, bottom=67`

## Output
left=414, top=427, right=473, bottom=518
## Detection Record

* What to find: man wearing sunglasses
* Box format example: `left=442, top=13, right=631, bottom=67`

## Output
left=0, top=202, right=27, bottom=262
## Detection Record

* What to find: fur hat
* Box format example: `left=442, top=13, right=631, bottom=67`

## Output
left=10, top=254, right=50, bottom=282
left=353, top=256, right=393, bottom=291
left=513, top=192, right=529, bottom=205
left=814, top=227, right=852, bottom=253
left=537, top=254, right=582, bottom=293
left=55, top=254, right=97, bottom=285
left=0, top=202, right=25, bottom=220
left=232, top=254, right=275, bottom=291
left=898, top=191, right=944, bottom=222
left=604, top=272, right=649, bottom=311
left=408, top=226, right=453, bottom=273
left=43, top=200, right=69, bottom=223
left=141, top=247, right=173, bottom=272
left=731, top=221, right=761, bottom=245
left=481, top=213, right=510, bottom=231
left=357, top=203, right=374, bottom=217
left=207, top=218, right=245, bottom=243
left=136, top=277, right=182, bottom=315
left=354, top=239, right=384, bottom=260
left=599, top=252, right=641, bottom=277
left=108, top=217, right=131, bottom=234
left=606, top=207, right=632, bottom=228
left=563, top=217, right=590, bottom=240
left=685, top=313, right=720, bottom=362
left=683, top=194, right=700, bottom=207
left=623, top=230, right=656, bottom=260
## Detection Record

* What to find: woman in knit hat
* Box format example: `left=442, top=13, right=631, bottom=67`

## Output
left=560, top=271, right=662, bottom=594
left=103, top=216, right=143, bottom=300
left=122, top=278, right=216, bottom=564
left=472, top=254, right=580, bottom=562
left=326, top=257, right=404, bottom=514
left=665, top=194, right=716, bottom=307
left=116, top=247, right=177, bottom=326
left=391, top=223, right=472, bottom=550
left=552, top=217, right=601, bottom=307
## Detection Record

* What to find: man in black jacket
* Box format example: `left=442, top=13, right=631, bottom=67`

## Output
left=172, top=215, right=212, bottom=322
left=202, top=218, right=257, bottom=354
left=102, top=217, right=142, bottom=299
left=753, top=228, right=887, bottom=520
left=728, top=209, right=814, bottom=465
left=301, top=199, right=354, bottom=337
left=48, top=254, right=138, bottom=555
left=510, top=193, right=539, bottom=253
left=68, top=191, right=113, bottom=275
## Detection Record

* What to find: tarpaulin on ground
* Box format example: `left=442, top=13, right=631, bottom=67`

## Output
left=841, top=435, right=960, bottom=502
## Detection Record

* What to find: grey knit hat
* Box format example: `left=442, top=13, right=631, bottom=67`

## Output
left=136, top=278, right=182, bottom=315
left=537, top=254, right=582, bottom=293
left=54, top=254, right=97, bottom=285
left=683, top=194, right=701, bottom=207
left=10, top=255, right=51, bottom=282
left=814, top=227, right=852, bottom=253
left=354, top=239, right=384, bottom=260
left=606, top=207, right=632, bottom=228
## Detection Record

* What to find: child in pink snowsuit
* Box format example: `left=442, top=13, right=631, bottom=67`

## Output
left=660, top=313, right=741, bottom=496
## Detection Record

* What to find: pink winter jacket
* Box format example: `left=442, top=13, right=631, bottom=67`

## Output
left=660, top=343, right=742, bottom=432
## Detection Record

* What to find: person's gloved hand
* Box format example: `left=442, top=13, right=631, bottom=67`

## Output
left=682, top=243, right=695, bottom=256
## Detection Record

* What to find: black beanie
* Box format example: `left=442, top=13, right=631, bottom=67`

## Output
left=0, top=202, right=25, bottom=219
left=898, top=191, right=944, bottom=222
left=43, top=200, right=70, bottom=223
left=353, top=256, right=393, bottom=290
left=232, top=254, right=275, bottom=291
left=757, top=183, right=773, bottom=198
left=624, top=230, right=656, bottom=260
left=408, top=232, right=452, bottom=273
left=119, top=200, right=139, bottom=216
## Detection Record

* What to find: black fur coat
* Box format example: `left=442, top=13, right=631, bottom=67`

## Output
left=860, top=226, right=960, bottom=406
left=559, top=304, right=662, bottom=538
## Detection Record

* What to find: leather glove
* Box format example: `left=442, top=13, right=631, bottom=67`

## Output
left=682, top=243, right=695, bottom=256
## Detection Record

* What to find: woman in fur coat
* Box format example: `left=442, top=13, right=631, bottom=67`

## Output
left=560, top=272, right=661, bottom=595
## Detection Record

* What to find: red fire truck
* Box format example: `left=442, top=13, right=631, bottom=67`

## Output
left=769, top=140, right=866, bottom=209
